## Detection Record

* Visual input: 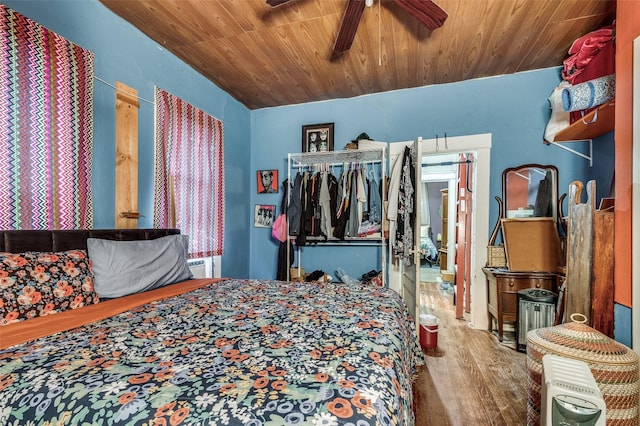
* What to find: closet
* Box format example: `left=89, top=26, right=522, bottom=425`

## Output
left=286, top=148, right=387, bottom=284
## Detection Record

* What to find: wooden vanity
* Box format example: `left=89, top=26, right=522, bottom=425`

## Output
left=483, top=267, right=559, bottom=342
left=485, top=164, right=564, bottom=345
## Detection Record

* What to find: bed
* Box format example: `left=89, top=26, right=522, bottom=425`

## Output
left=419, top=226, right=438, bottom=267
left=0, top=229, right=424, bottom=425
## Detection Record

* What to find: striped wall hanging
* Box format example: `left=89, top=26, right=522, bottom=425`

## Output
left=0, top=4, right=94, bottom=230
left=153, top=87, right=225, bottom=257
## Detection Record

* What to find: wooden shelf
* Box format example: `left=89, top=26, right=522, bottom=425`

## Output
left=551, top=100, right=615, bottom=142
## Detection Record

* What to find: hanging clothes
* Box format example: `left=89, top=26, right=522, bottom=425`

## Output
left=347, top=168, right=361, bottom=237
left=286, top=161, right=378, bottom=242
left=276, top=179, right=294, bottom=280
left=387, top=149, right=406, bottom=257
left=288, top=172, right=303, bottom=236
left=369, top=173, right=382, bottom=224
left=356, top=168, right=367, bottom=228
left=303, top=172, right=322, bottom=237
left=319, top=171, right=338, bottom=238
left=393, top=146, right=416, bottom=266
left=333, top=167, right=352, bottom=239
left=297, top=171, right=312, bottom=246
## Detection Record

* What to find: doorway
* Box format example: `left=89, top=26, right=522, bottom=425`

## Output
left=417, top=134, right=492, bottom=330
left=419, top=159, right=455, bottom=286
left=420, top=155, right=470, bottom=317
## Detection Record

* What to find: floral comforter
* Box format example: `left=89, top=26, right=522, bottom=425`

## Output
left=0, top=279, right=424, bottom=425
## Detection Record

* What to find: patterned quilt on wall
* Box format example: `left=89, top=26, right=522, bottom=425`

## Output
left=0, top=4, right=94, bottom=229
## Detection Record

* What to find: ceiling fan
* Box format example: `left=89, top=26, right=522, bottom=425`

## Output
left=266, top=0, right=448, bottom=55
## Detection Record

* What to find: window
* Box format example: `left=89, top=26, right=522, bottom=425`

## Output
left=153, top=88, right=224, bottom=257
left=0, top=5, right=94, bottom=229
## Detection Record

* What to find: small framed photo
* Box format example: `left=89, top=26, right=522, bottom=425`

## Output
left=302, top=122, right=334, bottom=153
left=257, top=169, right=278, bottom=194
left=254, top=204, right=275, bottom=228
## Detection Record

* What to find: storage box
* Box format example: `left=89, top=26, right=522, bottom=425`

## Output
left=501, top=217, right=563, bottom=272
left=290, top=267, right=304, bottom=282
left=487, top=244, right=507, bottom=268
left=290, top=268, right=330, bottom=283
left=441, top=271, right=455, bottom=283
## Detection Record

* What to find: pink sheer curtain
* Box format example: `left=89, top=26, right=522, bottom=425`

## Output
left=153, top=87, right=224, bottom=257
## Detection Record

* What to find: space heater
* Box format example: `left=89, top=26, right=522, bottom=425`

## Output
left=541, top=354, right=606, bottom=426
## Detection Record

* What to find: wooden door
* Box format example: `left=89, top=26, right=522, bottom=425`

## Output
left=454, top=153, right=474, bottom=316
left=388, top=138, right=422, bottom=321
left=400, top=137, right=422, bottom=321
left=464, top=155, right=474, bottom=313
left=454, top=154, right=467, bottom=318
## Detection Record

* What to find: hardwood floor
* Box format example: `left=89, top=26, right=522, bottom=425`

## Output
left=413, top=277, right=529, bottom=425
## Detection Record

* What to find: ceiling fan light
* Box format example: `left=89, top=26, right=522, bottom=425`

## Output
left=365, top=0, right=374, bottom=7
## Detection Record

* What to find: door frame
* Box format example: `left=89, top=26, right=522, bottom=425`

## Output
left=420, top=133, right=492, bottom=329
left=421, top=173, right=457, bottom=272
left=632, top=36, right=639, bottom=354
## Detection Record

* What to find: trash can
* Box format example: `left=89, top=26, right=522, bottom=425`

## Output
left=419, top=314, right=438, bottom=349
left=517, top=288, right=557, bottom=352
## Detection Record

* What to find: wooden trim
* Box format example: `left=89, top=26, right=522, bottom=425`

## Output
left=115, top=81, right=139, bottom=229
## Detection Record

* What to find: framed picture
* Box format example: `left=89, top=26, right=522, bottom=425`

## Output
left=302, top=122, right=334, bottom=153
left=254, top=204, right=275, bottom=228
left=257, top=169, right=278, bottom=194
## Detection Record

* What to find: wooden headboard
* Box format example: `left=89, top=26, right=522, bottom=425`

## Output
left=0, top=229, right=180, bottom=253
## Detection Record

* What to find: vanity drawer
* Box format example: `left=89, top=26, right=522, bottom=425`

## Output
left=499, top=276, right=555, bottom=293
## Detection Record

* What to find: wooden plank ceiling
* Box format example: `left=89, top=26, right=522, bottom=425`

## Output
left=99, top=0, right=615, bottom=110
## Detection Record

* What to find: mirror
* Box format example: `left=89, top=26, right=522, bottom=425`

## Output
left=502, top=164, right=558, bottom=220
left=487, top=163, right=562, bottom=269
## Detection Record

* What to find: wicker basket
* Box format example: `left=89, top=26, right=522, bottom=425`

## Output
left=526, top=315, right=639, bottom=426
left=487, top=244, right=507, bottom=268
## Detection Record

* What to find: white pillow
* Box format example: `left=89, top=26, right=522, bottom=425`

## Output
left=87, top=234, right=193, bottom=298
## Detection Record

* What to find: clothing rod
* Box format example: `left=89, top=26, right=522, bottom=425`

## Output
left=94, top=76, right=155, bottom=105
left=422, top=159, right=473, bottom=167
left=293, top=159, right=381, bottom=166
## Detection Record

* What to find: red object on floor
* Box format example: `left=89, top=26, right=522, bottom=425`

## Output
left=420, top=322, right=438, bottom=349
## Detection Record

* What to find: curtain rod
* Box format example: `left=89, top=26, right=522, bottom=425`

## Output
left=95, top=76, right=155, bottom=105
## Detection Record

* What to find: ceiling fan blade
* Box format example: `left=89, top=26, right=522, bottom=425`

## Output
left=395, top=0, right=448, bottom=31
left=266, top=0, right=292, bottom=6
left=333, top=0, right=366, bottom=54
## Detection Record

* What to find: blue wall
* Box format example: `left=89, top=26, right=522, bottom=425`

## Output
left=249, top=70, right=611, bottom=279
left=4, top=0, right=252, bottom=279
left=5, top=1, right=616, bottom=295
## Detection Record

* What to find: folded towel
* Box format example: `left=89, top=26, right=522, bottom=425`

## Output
left=562, top=24, right=615, bottom=83
left=561, top=74, right=615, bottom=112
